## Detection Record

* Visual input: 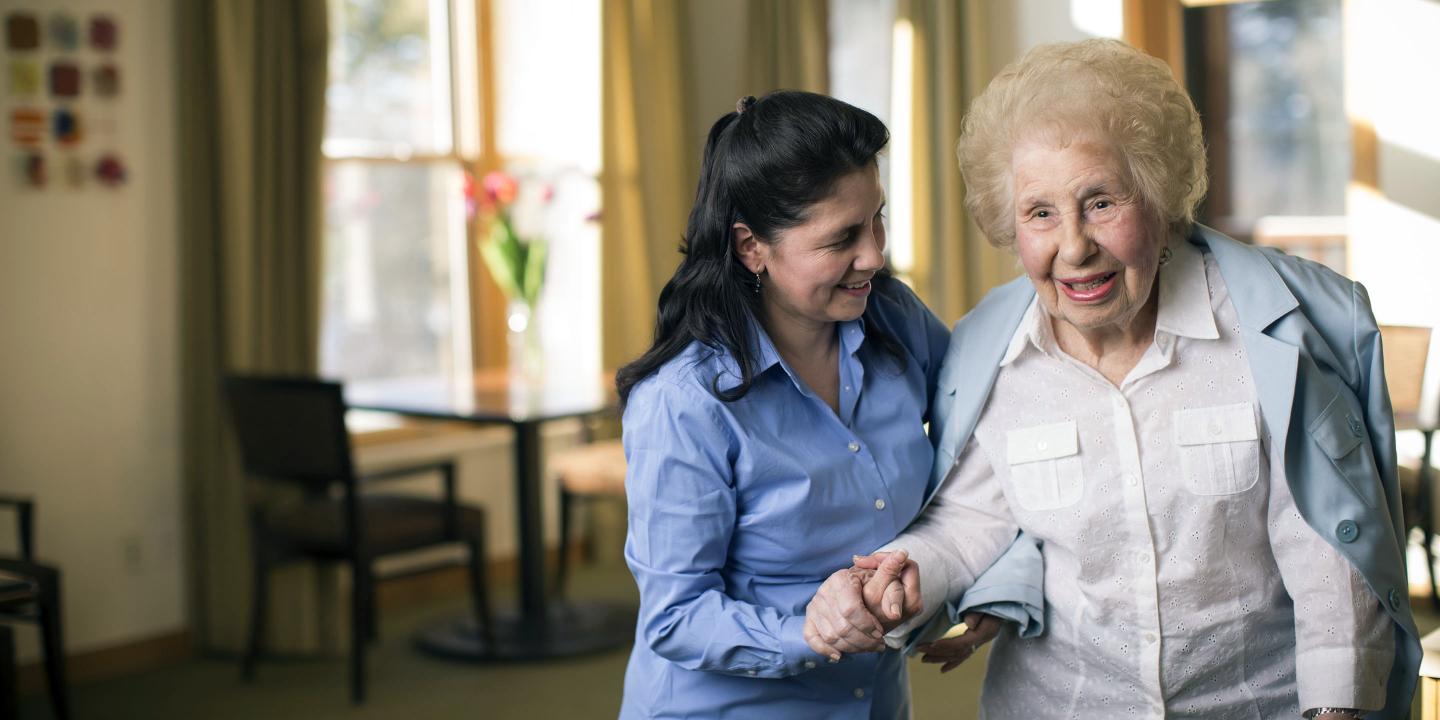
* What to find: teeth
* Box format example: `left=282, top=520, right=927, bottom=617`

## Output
left=840, top=281, right=869, bottom=289
left=1066, top=274, right=1113, bottom=291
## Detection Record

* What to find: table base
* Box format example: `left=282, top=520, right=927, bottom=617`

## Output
left=413, top=601, right=635, bottom=661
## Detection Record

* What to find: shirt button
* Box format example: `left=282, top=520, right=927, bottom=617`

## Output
left=1208, top=423, right=1222, bottom=437
left=1336, top=519, right=1359, bottom=543
left=747, top=669, right=758, bottom=676
left=1136, top=551, right=1150, bottom=564
left=804, top=660, right=817, bottom=670
left=1037, top=440, right=1049, bottom=451
left=1347, top=416, right=1364, bottom=437
left=847, top=441, right=860, bottom=453
left=853, top=688, right=866, bottom=699
left=1144, top=632, right=1157, bottom=643
left=874, top=498, right=886, bottom=511
left=1125, top=474, right=1138, bottom=487
left=844, top=385, right=852, bottom=392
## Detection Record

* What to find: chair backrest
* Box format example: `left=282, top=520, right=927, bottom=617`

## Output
left=1380, top=325, right=1435, bottom=419
left=222, top=375, right=356, bottom=492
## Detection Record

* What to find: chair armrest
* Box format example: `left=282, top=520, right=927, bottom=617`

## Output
left=0, top=496, right=33, bottom=562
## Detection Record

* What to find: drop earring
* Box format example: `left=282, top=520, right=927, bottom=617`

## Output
left=1158, top=246, right=1173, bottom=267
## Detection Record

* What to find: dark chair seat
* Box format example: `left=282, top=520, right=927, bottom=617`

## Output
left=266, top=494, right=485, bottom=558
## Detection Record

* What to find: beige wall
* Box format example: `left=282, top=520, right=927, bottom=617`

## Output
left=0, top=0, right=184, bottom=662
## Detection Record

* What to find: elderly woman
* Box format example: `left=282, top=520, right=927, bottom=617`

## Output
left=818, top=39, right=1420, bottom=719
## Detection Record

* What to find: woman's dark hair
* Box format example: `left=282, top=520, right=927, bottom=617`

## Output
left=615, top=90, right=904, bottom=406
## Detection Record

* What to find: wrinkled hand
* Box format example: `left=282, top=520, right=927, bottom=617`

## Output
left=850, top=550, right=923, bottom=629
left=915, top=611, right=1002, bottom=673
left=803, top=550, right=919, bottom=661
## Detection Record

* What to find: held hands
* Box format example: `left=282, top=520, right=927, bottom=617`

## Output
left=802, top=550, right=922, bottom=661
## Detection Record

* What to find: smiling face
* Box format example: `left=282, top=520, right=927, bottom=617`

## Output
left=735, top=164, right=887, bottom=339
left=1011, top=131, right=1165, bottom=343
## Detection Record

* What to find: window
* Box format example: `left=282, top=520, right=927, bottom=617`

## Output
left=320, top=0, right=600, bottom=384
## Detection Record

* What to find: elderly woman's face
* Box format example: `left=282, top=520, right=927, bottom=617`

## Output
left=1011, top=133, right=1164, bottom=340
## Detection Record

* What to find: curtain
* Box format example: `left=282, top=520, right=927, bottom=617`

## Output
left=600, top=0, right=695, bottom=372
left=898, top=0, right=1015, bottom=324
left=178, top=0, right=329, bottom=653
left=744, top=0, right=829, bottom=95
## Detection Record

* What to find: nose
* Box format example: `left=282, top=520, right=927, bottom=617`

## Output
left=854, top=221, right=886, bottom=272
left=1057, top=213, right=1096, bottom=267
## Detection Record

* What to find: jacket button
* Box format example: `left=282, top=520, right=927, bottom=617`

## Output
left=1389, top=587, right=1404, bottom=611
left=1347, top=416, right=1363, bottom=437
left=1336, top=520, right=1359, bottom=543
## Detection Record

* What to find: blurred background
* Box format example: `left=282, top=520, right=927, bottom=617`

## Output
left=1, top=0, right=1438, bottom=717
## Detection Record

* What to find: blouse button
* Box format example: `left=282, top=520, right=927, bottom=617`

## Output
left=874, top=499, right=886, bottom=511
left=804, top=660, right=817, bottom=670
left=1208, top=423, right=1222, bottom=437
left=1143, top=632, right=1157, bottom=644
left=1336, top=519, right=1359, bottom=544
left=1036, top=440, right=1049, bottom=451
left=747, top=669, right=758, bottom=676
left=847, top=441, right=860, bottom=453
left=853, top=688, right=866, bottom=699
left=1125, top=474, right=1138, bottom=487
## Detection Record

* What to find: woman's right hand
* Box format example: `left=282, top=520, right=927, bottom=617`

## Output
left=802, top=550, right=920, bottom=661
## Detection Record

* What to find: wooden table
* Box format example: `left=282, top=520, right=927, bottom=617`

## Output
left=345, top=371, right=632, bottom=661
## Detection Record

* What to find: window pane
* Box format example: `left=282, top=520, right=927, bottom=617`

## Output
left=1192, top=0, right=1347, bottom=236
left=325, top=0, right=454, bottom=156
left=320, top=160, right=470, bottom=382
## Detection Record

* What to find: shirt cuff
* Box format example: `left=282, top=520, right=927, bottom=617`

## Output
left=1295, top=646, right=1392, bottom=712
left=780, top=614, right=828, bottom=674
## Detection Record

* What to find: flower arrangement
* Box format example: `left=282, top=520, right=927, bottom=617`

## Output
left=467, top=170, right=548, bottom=308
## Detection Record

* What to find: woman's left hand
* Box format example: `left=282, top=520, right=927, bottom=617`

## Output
left=915, top=611, right=1002, bottom=673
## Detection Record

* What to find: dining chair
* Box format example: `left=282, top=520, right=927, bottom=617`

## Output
left=223, top=375, right=494, bottom=704
left=1380, top=324, right=1439, bottom=607
left=0, top=494, right=68, bottom=720
left=552, top=435, right=627, bottom=600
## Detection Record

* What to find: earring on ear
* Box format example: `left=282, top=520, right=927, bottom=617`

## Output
left=1158, top=246, right=1173, bottom=267
left=753, top=270, right=763, bottom=294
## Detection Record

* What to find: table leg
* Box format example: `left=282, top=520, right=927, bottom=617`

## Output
left=412, top=418, right=635, bottom=661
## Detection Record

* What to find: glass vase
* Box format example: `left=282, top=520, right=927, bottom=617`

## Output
left=506, top=298, right=544, bottom=388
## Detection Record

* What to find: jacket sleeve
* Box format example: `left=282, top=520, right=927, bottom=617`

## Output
left=623, top=379, right=824, bottom=678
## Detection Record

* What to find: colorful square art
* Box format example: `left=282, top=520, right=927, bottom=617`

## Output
left=53, top=108, right=80, bottom=145
left=19, top=151, right=45, bottom=187
left=62, top=154, right=86, bottom=188
left=93, top=64, right=119, bottom=97
left=49, top=61, right=79, bottom=97
left=10, top=108, right=44, bottom=147
left=96, top=152, right=125, bottom=186
left=5, top=13, right=39, bottom=50
left=48, top=13, right=78, bottom=50
left=88, top=15, right=116, bottom=51
left=9, top=60, right=40, bottom=96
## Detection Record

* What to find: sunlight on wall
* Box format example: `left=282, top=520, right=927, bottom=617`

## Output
left=1070, top=0, right=1123, bottom=39
left=888, top=17, right=914, bottom=275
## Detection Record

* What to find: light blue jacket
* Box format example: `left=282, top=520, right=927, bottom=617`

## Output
left=924, top=226, right=1419, bottom=718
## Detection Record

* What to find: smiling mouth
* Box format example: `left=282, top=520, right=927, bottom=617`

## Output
left=1060, top=273, right=1115, bottom=291
left=839, top=280, right=871, bottom=290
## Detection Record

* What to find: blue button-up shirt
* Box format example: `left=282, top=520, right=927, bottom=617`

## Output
left=619, top=283, right=950, bottom=719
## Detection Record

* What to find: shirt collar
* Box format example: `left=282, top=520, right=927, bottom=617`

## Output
left=999, top=238, right=1218, bottom=367
left=714, top=314, right=867, bottom=393
left=1154, top=236, right=1220, bottom=341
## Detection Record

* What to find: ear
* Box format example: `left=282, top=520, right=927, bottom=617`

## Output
left=732, top=222, right=766, bottom=274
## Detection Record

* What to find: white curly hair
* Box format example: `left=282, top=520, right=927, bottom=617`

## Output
left=956, top=38, right=1208, bottom=249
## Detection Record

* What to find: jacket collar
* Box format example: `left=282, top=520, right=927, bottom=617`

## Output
left=1191, top=224, right=1298, bottom=332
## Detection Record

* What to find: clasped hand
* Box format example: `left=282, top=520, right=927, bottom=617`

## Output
left=802, top=550, right=921, bottom=661
left=802, top=550, right=1002, bottom=671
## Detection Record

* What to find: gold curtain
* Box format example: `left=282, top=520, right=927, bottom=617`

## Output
left=744, top=0, right=830, bottom=94
left=600, top=0, right=695, bottom=371
left=898, top=0, right=1015, bottom=325
left=178, top=0, right=330, bottom=653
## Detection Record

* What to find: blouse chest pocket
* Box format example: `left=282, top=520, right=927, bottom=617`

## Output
left=1005, top=420, right=1084, bottom=511
left=1173, top=403, right=1261, bottom=496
